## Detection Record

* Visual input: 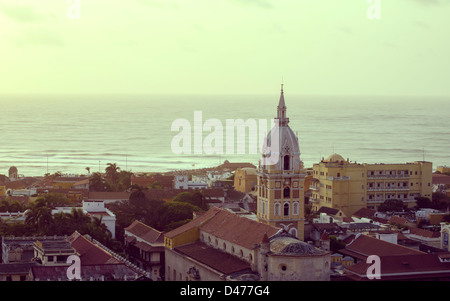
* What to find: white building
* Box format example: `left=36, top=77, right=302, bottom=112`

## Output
left=52, top=200, right=116, bottom=239
left=174, top=175, right=208, bottom=190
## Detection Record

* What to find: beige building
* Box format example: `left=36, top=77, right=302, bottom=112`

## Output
left=164, top=207, right=330, bottom=281
left=310, top=154, right=433, bottom=216
left=256, top=85, right=306, bottom=240
left=234, top=167, right=257, bottom=193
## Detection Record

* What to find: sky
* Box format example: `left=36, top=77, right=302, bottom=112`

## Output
left=0, top=0, right=449, bottom=96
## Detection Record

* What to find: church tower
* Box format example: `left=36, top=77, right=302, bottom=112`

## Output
left=257, top=85, right=306, bottom=240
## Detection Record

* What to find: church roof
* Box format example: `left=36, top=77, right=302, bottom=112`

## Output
left=269, top=232, right=327, bottom=256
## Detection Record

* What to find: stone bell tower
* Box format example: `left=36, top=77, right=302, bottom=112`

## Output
left=256, top=85, right=306, bottom=240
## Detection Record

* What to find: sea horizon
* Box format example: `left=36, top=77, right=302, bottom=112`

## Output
left=0, top=93, right=449, bottom=178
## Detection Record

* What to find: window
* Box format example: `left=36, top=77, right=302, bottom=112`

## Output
left=293, top=202, right=299, bottom=215
left=275, top=202, right=281, bottom=216
left=284, top=203, right=290, bottom=216
left=284, top=187, right=290, bottom=198
left=284, top=155, right=290, bottom=170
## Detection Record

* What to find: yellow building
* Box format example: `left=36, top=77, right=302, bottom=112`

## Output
left=310, top=154, right=433, bottom=216
left=310, top=154, right=366, bottom=217
left=256, top=85, right=306, bottom=240
left=234, top=167, right=257, bottom=193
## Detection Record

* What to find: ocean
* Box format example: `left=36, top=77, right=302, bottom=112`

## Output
left=0, top=94, right=449, bottom=177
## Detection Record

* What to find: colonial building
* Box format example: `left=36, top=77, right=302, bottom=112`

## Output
left=124, top=220, right=165, bottom=281
left=234, top=167, right=257, bottom=194
left=164, top=206, right=330, bottom=281
left=310, top=154, right=433, bottom=216
left=256, top=85, right=306, bottom=240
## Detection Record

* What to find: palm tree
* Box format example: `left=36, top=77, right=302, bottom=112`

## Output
left=105, top=163, right=120, bottom=189
left=89, top=172, right=107, bottom=192
left=25, top=200, right=53, bottom=234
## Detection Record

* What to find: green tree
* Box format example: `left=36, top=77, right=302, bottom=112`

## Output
left=156, top=201, right=201, bottom=231
left=172, top=191, right=208, bottom=211
left=378, top=199, right=406, bottom=212
left=89, top=172, right=109, bottom=192
left=105, top=163, right=120, bottom=189
left=25, top=199, right=53, bottom=234
left=416, top=196, right=433, bottom=209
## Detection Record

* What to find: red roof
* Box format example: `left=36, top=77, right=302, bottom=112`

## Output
left=199, top=207, right=280, bottom=249
left=68, top=231, right=119, bottom=265
left=433, top=173, right=450, bottom=185
left=30, top=264, right=138, bottom=281
left=164, top=207, right=222, bottom=239
left=174, top=241, right=251, bottom=275
left=389, top=215, right=411, bottom=226
left=340, top=234, right=424, bottom=260
left=346, top=254, right=450, bottom=280
left=88, top=191, right=130, bottom=200
left=125, top=220, right=164, bottom=244
left=144, top=188, right=224, bottom=202
left=131, top=175, right=174, bottom=189
left=408, top=227, right=441, bottom=238
left=352, top=208, right=376, bottom=219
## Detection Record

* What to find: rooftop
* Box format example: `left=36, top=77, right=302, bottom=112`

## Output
left=269, top=232, right=328, bottom=256
left=174, top=241, right=252, bottom=276
left=339, top=234, right=424, bottom=260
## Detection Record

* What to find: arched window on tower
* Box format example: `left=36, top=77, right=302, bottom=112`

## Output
left=283, top=186, right=290, bottom=198
left=284, top=155, right=290, bottom=170
left=274, top=202, right=281, bottom=216
left=293, top=201, right=299, bottom=215
left=284, top=203, right=290, bottom=216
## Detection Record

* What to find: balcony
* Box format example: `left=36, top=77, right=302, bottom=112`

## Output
left=367, top=174, right=409, bottom=180
left=367, top=186, right=410, bottom=192
left=327, top=176, right=350, bottom=181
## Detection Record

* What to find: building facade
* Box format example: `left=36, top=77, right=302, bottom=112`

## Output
left=310, top=154, right=432, bottom=216
left=256, top=86, right=306, bottom=240
left=164, top=207, right=330, bottom=281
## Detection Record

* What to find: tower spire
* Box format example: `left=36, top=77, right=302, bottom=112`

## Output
left=277, top=82, right=288, bottom=125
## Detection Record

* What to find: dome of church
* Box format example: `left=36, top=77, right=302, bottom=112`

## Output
left=264, top=125, right=300, bottom=155
left=324, top=153, right=346, bottom=163
left=269, top=233, right=327, bottom=256
left=260, top=85, right=302, bottom=170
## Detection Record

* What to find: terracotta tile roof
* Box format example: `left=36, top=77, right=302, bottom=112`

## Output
left=131, top=175, right=174, bottom=189
left=199, top=208, right=280, bottom=249
left=88, top=192, right=130, bottom=200
left=174, top=241, right=251, bottom=275
left=389, top=215, right=411, bottom=226
left=352, top=208, right=376, bottom=219
left=317, top=206, right=340, bottom=216
left=134, top=241, right=165, bottom=252
left=143, top=188, right=224, bottom=202
left=346, top=254, right=450, bottom=280
left=67, top=231, right=119, bottom=265
left=340, top=234, right=424, bottom=260
left=408, top=227, right=441, bottom=238
left=30, top=264, right=139, bottom=281
left=433, top=173, right=450, bottom=185
left=125, top=220, right=164, bottom=244
left=164, top=207, right=222, bottom=239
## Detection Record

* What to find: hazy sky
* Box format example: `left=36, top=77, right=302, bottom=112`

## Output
left=1, top=0, right=449, bottom=96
